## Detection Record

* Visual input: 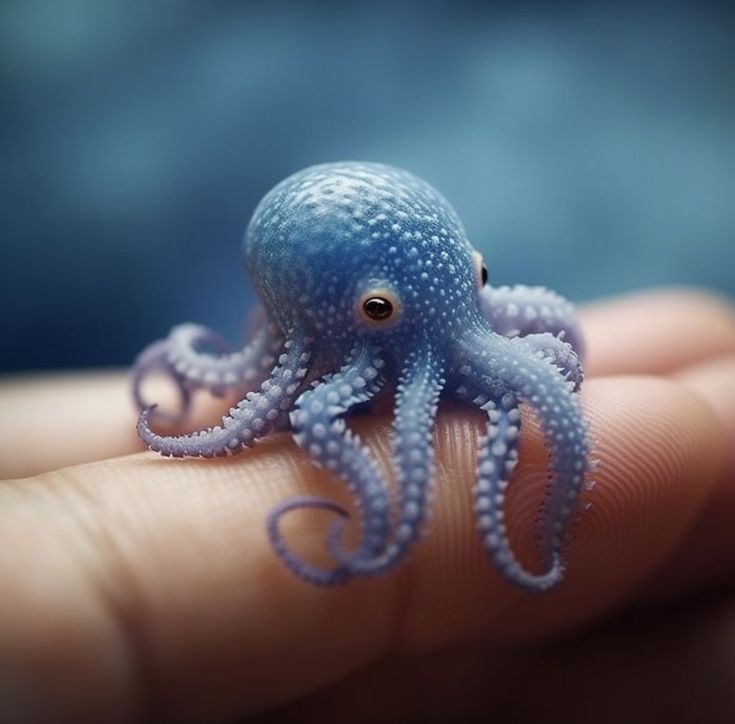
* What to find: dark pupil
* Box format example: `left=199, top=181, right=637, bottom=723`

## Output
left=363, top=297, right=393, bottom=321
left=481, top=263, right=488, bottom=286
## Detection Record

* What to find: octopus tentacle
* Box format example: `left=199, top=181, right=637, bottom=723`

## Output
left=461, top=333, right=589, bottom=592
left=131, top=338, right=192, bottom=424
left=165, top=320, right=284, bottom=392
left=132, top=314, right=283, bottom=422
left=333, top=347, right=445, bottom=576
left=266, top=341, right=388, bottom=585
left=267, top=342, right=389, bottom=585
left=137, top=330, right=311, bottom=458
left=518, top=333, right=583, bottom=392
left=479, top=285, right=585, bottom=360
left=266, top=497, right=351, bottom=586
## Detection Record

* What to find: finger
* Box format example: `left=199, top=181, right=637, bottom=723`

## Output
left=0, top=376, right=725, bottom=722
left=0, top=371, right=139, bottom=479
left=639, top=353, right=735, bottom=601
left=579, top=288, right=735, bottom=377
left=677, top=354, right=735, bottom=461
left=0, top=371, right=240, bottom=479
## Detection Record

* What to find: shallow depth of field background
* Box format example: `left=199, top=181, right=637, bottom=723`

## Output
left=1, top=0, right=733, bottom=373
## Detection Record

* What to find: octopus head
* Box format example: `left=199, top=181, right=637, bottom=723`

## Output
left=243, top=162, right=488, bottom=349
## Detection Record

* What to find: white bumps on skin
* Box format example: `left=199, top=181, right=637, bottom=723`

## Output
left=519, top=333, right=584, bottom=392
left=132, top=316, right=283, bottom=424
left=244, top=162, right=482, bottom=343
left=456, top=332, right=590, bottom=592
left=137, top=332, right=312, bottom=459
left=343, top=348, right=445, bottom=575
left=289, top=343, right=391, bottom=561
left=134, top=162, right=590, bottom=593
left=165, top=321, right=284, bottom=393
left=479, top=285, right=585, bottom=360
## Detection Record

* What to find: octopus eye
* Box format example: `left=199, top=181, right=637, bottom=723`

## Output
left=472, top=251, right=488, bottom=288
left=357, top=289, right=400, bottom=326
left=362, top=296, right=394, bottom=321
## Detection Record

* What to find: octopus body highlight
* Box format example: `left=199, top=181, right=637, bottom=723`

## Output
left=133, top=161, right=590, bottom=592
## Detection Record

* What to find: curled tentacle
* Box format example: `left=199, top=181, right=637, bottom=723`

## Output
left=266, top=342, right=388, bottom=586
left=266, top=496, right=351, bottom=586
left=165, top=321, right=284, bottom=394
left=332, top=347, right=445, bottom=576
left=137, top=331, right=311, bottom=458
left=460, top=333, right=589, bottom=592
left=479, top=285, right=585, bottom=361
left=131, top=338, right=192, bottom=424
left=132, top=315, right=283, bottom=422
left=518, top=333, right=583, bottom=392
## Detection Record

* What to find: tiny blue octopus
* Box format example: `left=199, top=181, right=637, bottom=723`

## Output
left=132, top=161, right=591, bottom=591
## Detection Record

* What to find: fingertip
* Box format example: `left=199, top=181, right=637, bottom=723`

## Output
left=639, top=354, right=735, bottom=600
left=0, top=373, right=241, bottom=478
left=675, top=355, right=735, bottom=445
left=575, top=375, right=725, bottom=581
left=580, top=288, right=735, bottom=377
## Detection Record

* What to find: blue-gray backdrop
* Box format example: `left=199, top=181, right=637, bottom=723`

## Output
left=1, top=0, right=733, bottom=372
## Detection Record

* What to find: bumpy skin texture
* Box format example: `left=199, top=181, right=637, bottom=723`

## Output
left=132, top=162, right=590, bottom=592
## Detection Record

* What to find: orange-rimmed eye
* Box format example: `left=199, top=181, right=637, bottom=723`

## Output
left=472, top=251, right=488, bottom=288
left=363, top=297, right=393, bottom=320
left=357, top=289, right=400, bottom=326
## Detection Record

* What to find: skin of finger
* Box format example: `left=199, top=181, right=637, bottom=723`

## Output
left=0, top=378, right=724, bottom=722
left=579, top=288, right=735, bottom=378
left=638, top=354, right=735, bottom=602
left=0, top=372, right=240, bottom=479
left=2, top=288, right=734, bottom=481
left=261, top=599, right=735, bottom=724
left=0, top=480, right=139, bottom=724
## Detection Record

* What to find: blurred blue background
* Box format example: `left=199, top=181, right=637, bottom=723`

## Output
left=1, top=0, right=733, bottom=373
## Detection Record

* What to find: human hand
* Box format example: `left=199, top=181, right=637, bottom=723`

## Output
left=1, top=288, right=734, bottom=724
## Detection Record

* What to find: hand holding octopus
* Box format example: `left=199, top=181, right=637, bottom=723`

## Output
left=3, top=212, right=735, bottom=723
left=133, top=162, right=590, bottom=591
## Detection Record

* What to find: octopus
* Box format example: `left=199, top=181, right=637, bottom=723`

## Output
left=132, top=162, right=590, bottom=592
